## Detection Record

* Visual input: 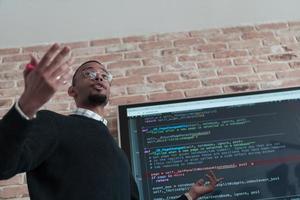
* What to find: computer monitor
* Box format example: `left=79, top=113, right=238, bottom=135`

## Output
left=118, top=86, right=300, bottom=200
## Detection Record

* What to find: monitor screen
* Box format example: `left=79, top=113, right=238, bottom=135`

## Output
left=118, top=87, right=300, bottom=200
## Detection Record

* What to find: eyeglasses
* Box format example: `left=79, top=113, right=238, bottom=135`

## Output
left=82, top=69, right=113, bottom=82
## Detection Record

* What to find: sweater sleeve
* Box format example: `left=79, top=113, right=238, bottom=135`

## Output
left=0, top=106, right=57, bottom=179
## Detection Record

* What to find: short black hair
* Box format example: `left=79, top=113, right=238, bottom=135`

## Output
left=72, top=60, right=108, bottom=86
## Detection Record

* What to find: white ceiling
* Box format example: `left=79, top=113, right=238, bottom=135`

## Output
left=1, top=0, right=300, bottom=48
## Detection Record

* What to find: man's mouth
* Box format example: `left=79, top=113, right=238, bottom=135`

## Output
left=93, top=83, right=105, bottom=91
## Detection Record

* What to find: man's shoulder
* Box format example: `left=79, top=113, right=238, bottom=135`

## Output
left=36, top=110, right=69, bottom=119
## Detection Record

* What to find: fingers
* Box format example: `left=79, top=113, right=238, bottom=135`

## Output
left=32, top=43, right=73, bottom=85
left=38, top=43, right=60, bottom=69
left=205, top=170, right=223, bottom=186
left=51, top=56, right=74, bottom=85
left=47, top=46, right=71, bottom=74
left=196, top=179, right=205, bottom=186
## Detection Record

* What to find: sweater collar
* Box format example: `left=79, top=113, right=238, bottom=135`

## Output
left=72, top=107, right=108, bottom=126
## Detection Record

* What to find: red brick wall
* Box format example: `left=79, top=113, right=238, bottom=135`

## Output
left=1, top=21, right=300, bottom=199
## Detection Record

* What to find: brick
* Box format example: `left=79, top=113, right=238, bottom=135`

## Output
left=202, top=77, right=238, bottom=86
left=181, top=70, right=216, bottom=80
left=124, top=51, right=158, bottom=59
left=63, top=41, right=89, bottom=49
left=105, top=44, right=137, bottom=53
left=223, top=83, right=259, bottom=93
left=147, top=73, right=179, bottom=83
left=109, top=69, right=126, bottom=78
left=148, top=91, right=184, bottom=102
left=0, top=81, right=15, bottom=89
left=239, top=75, right=261, bottom=83
left=0, top=72, right=23, bottom=80
left=276, top=70, right=300, bottom=79
left=174, top=38, right=205, bottom=47
left=0, top=98, right=13, bottom=109
left=185, top=87, right=222, bottom=98
left=189, top=29, right=222, bottom=37
left=107, top=117, right=117, bottom=130
left=195, top=43, right=227, bottom=52
left=0, top=175, right=24, bottom=186
left=22, top=44, right=51, bottom=53
left=123, top=35, right=156, bottom=43
left=289, top=61, right=300, bottom=69
left=268, top=53, right=298, bottom=61
left=57, top=83, right=73, bottom=93
left=158, top=32, right=190, bottom=40
left=256, top=23, right=288, bottom=30
left=127, top=83, right=164, bottom=95
left=214, top=50, right=248, bottom=59
left=90, top=38, right=121, bottom=46
left=0, top=48, right=20, bottom=55
left=207, top=34, right=241, bottom=42
left=165, top=80, right=200, bottom=91
left=281, top=43, right=300, bottom=52
left=3, top=54, right=31, bottom=63
left=112, top=76, right=144, bottom=86
left=288, top=21, right=300, bottom=28
left=71, top=47, right=105, bottom=57
left=241, top=31, right=274, bottom=40
left=143, top=56, right=176, bottom=66
left=233, top=56, right=269, bottom=65
left=0, top=185, right=28, bottom=199
left=50, top=93, right=73, bottom=103
left=178, top=54, right=212, bottom=62
left=161, top=63, right=197, bottom=72
left=110, top=86, right=126, bottom=97
left=110, top=95, right=146, bottom=106
left=249, top=47, right=273, bottom=56
left=228, top=40, right=262, bottom=49
left=73, top=54, right=123, bottom=64
left=255, top=63, right=290, bottom=72
left=263, top=36, right=296, bottom=46
left=222, top=26, right=255, bottom=34
left=161, top=48, right=191, bottom=56
left=217, top=66, right=253, bottom=76
left=139, top=41, right=172, bottom=50
left=0, top=88, right=22, bottom=97
left=0, top=63, right=19, bottom=72
left=0, top=109, right=9, bottom=117
left=260, top=79, right=300, bottom=90
left=107, top=60, right=141, bottom=69
left=103, top=106, right=117, bottom=118
left=126, top=66, right=160, bottom=76
left=197, top=59, right=232, bottom=68
left=260, top=73, right=277, bottom=81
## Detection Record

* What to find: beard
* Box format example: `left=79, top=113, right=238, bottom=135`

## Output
left=87, top=94, right=108, bottom=106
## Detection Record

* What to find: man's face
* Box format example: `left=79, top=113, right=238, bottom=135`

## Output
left=71, top=62, right=111, bottom=107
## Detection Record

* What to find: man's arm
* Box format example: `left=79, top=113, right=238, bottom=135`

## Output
left=0, top=44, right=73, bottom=179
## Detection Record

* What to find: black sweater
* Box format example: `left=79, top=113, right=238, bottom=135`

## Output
left=0, top=107, right=189, bottom=200
left=0, top=106, right=139, bottom=200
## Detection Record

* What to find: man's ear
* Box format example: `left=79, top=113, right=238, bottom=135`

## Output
left=68, top=86, right=76, bottom=97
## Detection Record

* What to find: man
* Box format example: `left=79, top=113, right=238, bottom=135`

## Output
left=0, top=43, right=222, bottom=200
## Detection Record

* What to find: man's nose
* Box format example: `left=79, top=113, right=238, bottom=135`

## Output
left=94, top=75, right=103, bottom=82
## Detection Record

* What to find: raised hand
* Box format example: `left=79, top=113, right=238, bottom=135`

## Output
left=187, top=170, right=223, bottom=200
left=19, top=43, right=73, bottom=118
